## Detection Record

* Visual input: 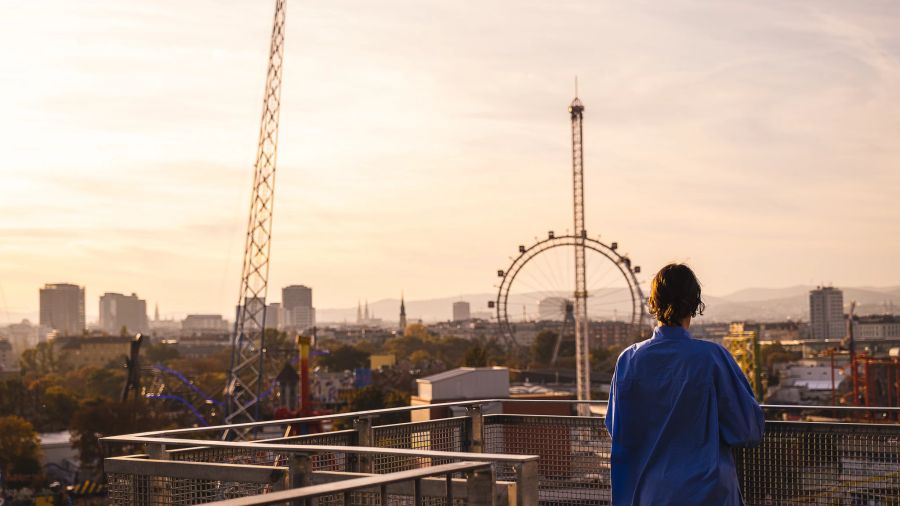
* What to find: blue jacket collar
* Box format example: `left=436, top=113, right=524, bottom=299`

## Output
left=653, top=325, right=692, bottom=340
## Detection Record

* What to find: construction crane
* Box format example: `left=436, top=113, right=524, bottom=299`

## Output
left=224, top=0, right=287, bottom=437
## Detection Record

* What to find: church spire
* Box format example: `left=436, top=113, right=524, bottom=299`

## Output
left=399, top=292, right=407, bottom=333
left=364, top=299, right=370, bottom=320
left=357, top=299, right=362, bottom=324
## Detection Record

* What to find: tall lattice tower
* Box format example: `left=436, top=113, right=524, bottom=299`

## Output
left=569, top=90, right=591, bottom=412
left=224, top=0, right=286, bottom=434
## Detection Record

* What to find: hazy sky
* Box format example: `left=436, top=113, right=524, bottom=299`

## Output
left=1, top=0, right=899, bottom=321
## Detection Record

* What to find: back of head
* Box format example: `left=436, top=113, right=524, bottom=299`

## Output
left=648, top=263, right=705, bottom=326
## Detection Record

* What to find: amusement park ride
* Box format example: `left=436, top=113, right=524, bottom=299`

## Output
left=723, top=304, right=900, bottom=415
left=491, top=85, right=648, bottom=407
left=828, top=302, right=900, bottom=411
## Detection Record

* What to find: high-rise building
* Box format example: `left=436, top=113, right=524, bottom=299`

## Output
left=452, top=301, right=471, bottom=322
left=538, top=297, right=569, bottom=321
left=809, top=286, right=845, bottom=340
left=283, top=285, right=312, bottom=309
left=282, top=285, right=315, bottom=331
left=99, top=292, right=149, bottom=334
left=266, top=302, right=284, bottom=330
left=39, top=283, right=85, bottom=336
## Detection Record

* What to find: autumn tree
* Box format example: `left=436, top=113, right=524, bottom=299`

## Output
left=403, top=323, right=430, bottom=339
left=144, top=342, right=180, bottom=364
left=70, top=398, right=175, bottom=474
left=0, top=416, right=43, bottom=488
left=591, top=344, right=624, bottom=377
left=0, top=378, right=32, bottom=420
left=39, top=385, right=80, bottom=432
left=385, top=327, right=473, bottom=370
left=317, top=345, right=370, bottom=371
left=463, top=337, right=505, bottom=367
left=20, top=341, right=68, bottom=377
left=531, top=330, right=558, bottom=367
left=759, top=343, right=802, bottom=386
left=346, top=385, right=410, bottom=424
left=464, top=344, right=489, bottom=367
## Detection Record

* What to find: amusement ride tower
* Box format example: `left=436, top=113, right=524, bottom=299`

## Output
left=569, top=92, right=591, bottom=410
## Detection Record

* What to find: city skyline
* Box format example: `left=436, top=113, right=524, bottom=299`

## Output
left=5, top=282, right=899, bottom=326
left=2, top=1, right=899, bottom=320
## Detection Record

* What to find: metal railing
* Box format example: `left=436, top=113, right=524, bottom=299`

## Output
left=103, top=435, right=539, bottom=506
left=202, top=461, right=497, bottom=506
left=103, top=400, right=900, bottom=505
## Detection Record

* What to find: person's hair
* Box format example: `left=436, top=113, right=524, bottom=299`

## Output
left=648, top=263, right=705, bottom=326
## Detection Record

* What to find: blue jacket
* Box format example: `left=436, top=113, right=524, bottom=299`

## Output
left=605, top=325, right=764, bottom=505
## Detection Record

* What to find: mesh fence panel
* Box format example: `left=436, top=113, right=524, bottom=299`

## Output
left=373, top=417, right=469, bottom=474
left=240, top=490, right=466, bottom=506
left=736, top=421, right=900, bottom=505
left=484, top=414, right=610, bottom=505
left=269, top=430, right=356, bottom=471
left=107, top=473, right=273, bottom=505
left=169, top=446, right=280, bottom=466
left=168, top=430, right=355, bottom=471
left=108, top=409, right=900, bottom=506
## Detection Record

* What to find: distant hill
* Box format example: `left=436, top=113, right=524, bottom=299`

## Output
left=317, top=285, right=900, bottom=324
left=698, top=286, right=900, bottom=322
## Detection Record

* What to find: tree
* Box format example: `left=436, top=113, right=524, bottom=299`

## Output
left=591, top=345, right=624, bottom=377
left=317, top=345, right=370, bottom=371
left=760, top=343, right=801, bottom=386
left=84, top=366, right=128, bottom=400
left=40, top=385, right=80, bottom=432
left=373, top=367, right=418, bottom=397
left=347, top=385, right=410, bottom=424
left=385, top=329, right=475, bottom=370
left=531, top=331, right=558, bottom=367
left=403, top=323, right=431, bottom=339
left=0, top=378, right=31, bottom=420
left=0, top=416, right=43, bottom=488
left=70, top=398, right=173, bottom=474
left=144, top=342, right=180, bottom=364
left=464, top=344, right=489, bottom=367
left=20, top=342, right=67, bottom=377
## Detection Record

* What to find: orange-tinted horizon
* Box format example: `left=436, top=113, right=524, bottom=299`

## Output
left=1, top=0, right=898, bottom=320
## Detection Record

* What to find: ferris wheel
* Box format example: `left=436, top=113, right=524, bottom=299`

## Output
left=492, top=231, right=648, bottom=353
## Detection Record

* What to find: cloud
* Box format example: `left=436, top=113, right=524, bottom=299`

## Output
left=1, top=0, right=899, bottom=318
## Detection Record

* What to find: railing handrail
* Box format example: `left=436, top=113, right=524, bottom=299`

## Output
left=102, top=435, right=539, bottom=464
left=762, top=404, right=900, bottom=412
left=124, top=398, right=596, bottom=438
left=111, top=398, right=900, bottom=440
left=200, top=461, right=490, bottom=506
left=370, top=415, right=471, bottom=431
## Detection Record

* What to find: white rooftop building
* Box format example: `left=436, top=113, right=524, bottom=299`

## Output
left=411, top=367, right=510, bottom=421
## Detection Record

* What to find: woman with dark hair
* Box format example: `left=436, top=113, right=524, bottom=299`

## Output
left=605, top=264, right=764, bottom=505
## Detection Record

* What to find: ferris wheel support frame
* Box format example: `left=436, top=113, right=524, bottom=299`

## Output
left=493, top=233, right=648, bottom=350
